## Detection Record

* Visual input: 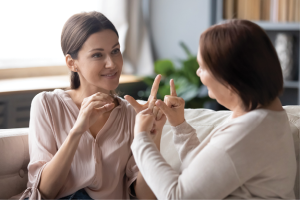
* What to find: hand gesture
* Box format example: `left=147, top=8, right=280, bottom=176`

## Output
left=134, top=108, right=155, bottom=137
left=125, top=74, right=161, bottom=113
left=72, top=92, right=115, bottom=135
left=155, top=79, right=185, bottom=127
left=150, top=104, right=167, bottom=150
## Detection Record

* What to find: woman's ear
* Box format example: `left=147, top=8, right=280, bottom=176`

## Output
left=65, top=54, right=77, bottom=72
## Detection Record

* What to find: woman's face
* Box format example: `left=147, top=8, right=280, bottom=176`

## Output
left=196, top=49, right=232, bottom=105
left=74, top=29, right=123, bottom=93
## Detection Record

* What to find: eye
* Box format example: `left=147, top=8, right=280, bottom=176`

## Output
left=112, top=48, right=120, bottom=54
left=92, top=53, right=102, bottom=58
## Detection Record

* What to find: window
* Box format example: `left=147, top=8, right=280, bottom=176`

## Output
left=0, top=0, right=127, bottom=74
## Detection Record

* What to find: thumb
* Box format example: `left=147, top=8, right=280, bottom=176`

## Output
left=125, top=95, right=142, bottom=113
left=95, top=103, right=115, bottom=114
left=155, top=100, right=171, bottom=117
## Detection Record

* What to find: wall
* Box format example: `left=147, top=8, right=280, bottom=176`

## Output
left=149, top=0, right=212, bottom=61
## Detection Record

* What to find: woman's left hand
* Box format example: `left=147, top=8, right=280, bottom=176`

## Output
left=134, top=102, right=167, bottom=149
left=125, top=75, right=161, bottom=114
left=134, top=108, right=155, bottom=136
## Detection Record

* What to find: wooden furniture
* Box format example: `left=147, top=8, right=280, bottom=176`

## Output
left=0, top=75, right=144, bottom=128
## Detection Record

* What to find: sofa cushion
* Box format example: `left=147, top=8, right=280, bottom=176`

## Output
left=0, top=128, right=29, bottom=199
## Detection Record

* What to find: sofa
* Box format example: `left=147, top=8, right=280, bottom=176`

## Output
left=0, top=106, right=299, bottom=199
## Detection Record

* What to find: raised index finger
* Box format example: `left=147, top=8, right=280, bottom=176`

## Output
left=148, top=74, right=162, bottom=101
left=170, top=79, right=177, bottom=96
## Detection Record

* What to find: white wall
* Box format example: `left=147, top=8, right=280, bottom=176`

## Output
left=149, top=0, right=212, bottom=61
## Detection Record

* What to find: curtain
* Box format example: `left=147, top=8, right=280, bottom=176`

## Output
left=98, top=0, right=154, bottom=75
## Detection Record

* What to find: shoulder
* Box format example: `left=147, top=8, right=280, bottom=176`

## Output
left=217, top=109, right=287, bottom=135
left=31, top=89, right=66, bottom=112
left=211, top=109, right=290, bottom=150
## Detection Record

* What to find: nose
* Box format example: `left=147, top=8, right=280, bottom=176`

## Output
left=105, top=55, right=116, bottom=69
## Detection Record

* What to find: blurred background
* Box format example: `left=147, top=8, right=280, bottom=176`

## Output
left=0, top=0, right=299, bottom=128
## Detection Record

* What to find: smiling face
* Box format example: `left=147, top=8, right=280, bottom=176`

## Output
left=73, top=29, right=123, bottom=93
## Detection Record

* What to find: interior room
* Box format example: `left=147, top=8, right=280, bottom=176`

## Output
left=0, top=0, right=299, bottom=199
left=0, top=0, right=299, bottom=128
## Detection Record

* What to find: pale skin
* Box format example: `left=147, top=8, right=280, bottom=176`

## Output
left=135, top=48, right=284, bottom=138
left=38, top=29, right=164, bottom=199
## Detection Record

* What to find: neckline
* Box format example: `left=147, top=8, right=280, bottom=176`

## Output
left=54, top=89, right=123, bottom=140
left=55, top=89, right=123, bottom=111
left=227, top=107, right=286, bottom=122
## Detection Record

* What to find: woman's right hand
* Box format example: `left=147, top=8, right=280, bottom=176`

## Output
left=72, top=92, right=115, bottom=135
left=155, top=79, right=185, bottom=127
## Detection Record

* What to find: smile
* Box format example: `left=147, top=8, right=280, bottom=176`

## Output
left=101, top=72, right=118, bottom=78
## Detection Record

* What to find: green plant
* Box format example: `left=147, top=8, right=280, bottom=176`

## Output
left=138, top=42, right=211, bottom=108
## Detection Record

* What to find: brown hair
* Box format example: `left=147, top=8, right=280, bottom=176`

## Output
left=61, top=11, right=119, bottom=89
left=200, top=19, right=283, bottom=111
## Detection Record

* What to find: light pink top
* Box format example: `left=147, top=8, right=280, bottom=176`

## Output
left=21, top=89, right=138, bottom=199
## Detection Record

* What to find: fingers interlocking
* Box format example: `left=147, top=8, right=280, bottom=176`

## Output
left=126, top=74, right=184, bottom=128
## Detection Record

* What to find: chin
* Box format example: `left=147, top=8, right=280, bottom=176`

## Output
left=208, top=91, right=215, bottom=99
left=109, top=80, right=120, bottom=89
left=98, top=75, right=120, bottom=91
left=102, top=83, right=119, bottom=91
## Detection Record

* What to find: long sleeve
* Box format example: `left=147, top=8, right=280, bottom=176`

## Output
left=125, top=155, right=139, bottom=196
left=20, top=93, right=57, bottom=200
left=131, top=132, right=241, bottom=200
left=171, top=121, right=201, bottom=163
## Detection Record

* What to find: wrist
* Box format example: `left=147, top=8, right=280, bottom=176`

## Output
left=69, top=128, right=84, bottom=138
left=134, top=129, right=149, bottom=137
left=171, top=118, right=185, bottom=127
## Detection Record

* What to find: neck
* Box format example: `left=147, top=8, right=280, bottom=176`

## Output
left=68, top=83, right=117, bottom=110
left=229, top=97, right=283, bottom=119
left=75, top=84, right=111, bottom=102
left=260, top=97, right=283, bottom=111
left=230, top=104, right=247, bottom=119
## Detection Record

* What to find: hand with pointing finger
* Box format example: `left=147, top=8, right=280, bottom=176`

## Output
left=125, top=75, right=162, bottom=114
left=155, top=79, right=185, bottom=127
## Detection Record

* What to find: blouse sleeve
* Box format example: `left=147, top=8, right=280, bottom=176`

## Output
left=125, top=154, right=139, bottom=196
left=172, top=121, right=201, bottom=163
left=131, top=131, right=241, bottom=200
left=124, top=101, right=139, bottom=197
left=20, top=93, right=57, bottom=200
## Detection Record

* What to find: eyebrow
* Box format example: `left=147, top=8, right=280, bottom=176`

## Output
left=89, top=42, right=120, bottom=52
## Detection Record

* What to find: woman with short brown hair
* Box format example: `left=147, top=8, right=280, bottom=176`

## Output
left=132, top=20, right=297, bottom=199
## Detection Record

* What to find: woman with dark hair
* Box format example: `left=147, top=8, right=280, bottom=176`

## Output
left=19, top=11, right=164, bottom=200
left=131, top=19, right=297, bottom=199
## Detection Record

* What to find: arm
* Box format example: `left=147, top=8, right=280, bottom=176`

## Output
left=38, top=130, right=82, bottom=199
left=131, top=132, right=241, bottom=200
left=134, top=172, right=157, bottom=199
left=132, top=128, right=165, bottom=200
left=172, top=121, right=201, bottom=163
left=133, top=110, right=168, bottom=199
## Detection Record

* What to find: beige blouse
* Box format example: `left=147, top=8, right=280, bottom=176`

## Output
left=132, top=109, right=297, bottom=199
left=20, top=89, right=138, bottom=199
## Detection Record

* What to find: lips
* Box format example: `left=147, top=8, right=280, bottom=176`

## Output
left=101, top=72, right=117, bottom=77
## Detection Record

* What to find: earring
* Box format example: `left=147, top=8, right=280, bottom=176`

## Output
left=75, top=68, right=78, bottom=72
